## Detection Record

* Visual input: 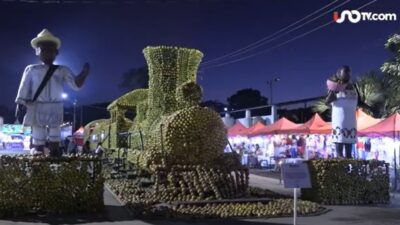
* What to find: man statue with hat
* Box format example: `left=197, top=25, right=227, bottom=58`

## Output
left=15, top=29, right=90, bottom=156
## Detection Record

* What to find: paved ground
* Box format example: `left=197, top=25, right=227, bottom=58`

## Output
left=0, top=171, right=399, bottom=225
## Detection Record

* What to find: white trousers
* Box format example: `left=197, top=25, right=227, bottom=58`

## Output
left=32, top=126, right=61, bottom=145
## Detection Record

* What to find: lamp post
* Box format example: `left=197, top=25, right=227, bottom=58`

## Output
left=62, top=93, right=77, bottom=132
left=267, top=78, right=280, bottom=105
left=73, top=99, right=77, bottom=132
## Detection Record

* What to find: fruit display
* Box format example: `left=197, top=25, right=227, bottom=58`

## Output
left=152, top=164, right=249, bottom=201
left=175, top=81, right=203, bottom=109
left=0, top=155, right=104, bottom=218
left=248, top=186, right=289, bottom=199
left=107, top=88, right=148, bottom=112
left=174, top=199, right=322, bottom=218
left=143, top=46, right=203, bottom=127
left=301, top=159, right=390, bottom=205
left=106, top=177, right=324, bottom=219
left=145, top=106, right=227, bottom=167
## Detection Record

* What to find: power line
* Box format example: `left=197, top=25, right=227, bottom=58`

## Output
left=227, top=0, right=351, bottom=58
left=201, top=0, right=377, bottom=70
left=202, top=0, right=352, bottom=67
left=201, top=0, right=341, bottom=66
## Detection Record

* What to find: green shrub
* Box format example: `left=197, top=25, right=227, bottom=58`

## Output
left=301, top=159, right=390, bottom=205
left=0, top=156, right=104, bottom=217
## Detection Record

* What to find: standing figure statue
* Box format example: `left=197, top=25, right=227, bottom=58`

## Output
left=15, top=29, right=90, bottom=156
left=326, top=65, right=358, bottom=158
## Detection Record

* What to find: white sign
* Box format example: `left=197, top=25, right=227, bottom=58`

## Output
left=281, top=163, right=311, bottom=189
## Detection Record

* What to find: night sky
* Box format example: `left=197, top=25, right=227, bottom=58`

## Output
left=0, top=0, right=399, bottom=110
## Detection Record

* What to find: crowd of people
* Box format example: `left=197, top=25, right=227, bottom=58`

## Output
left=228, top=134, right=393, bottom=169
left=28, top=136, right=104, bottom=157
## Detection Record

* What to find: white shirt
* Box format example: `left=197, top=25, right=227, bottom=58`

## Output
left=331, top=88, right=358, bottom=143
left=15, top=64, right=80, bottom=105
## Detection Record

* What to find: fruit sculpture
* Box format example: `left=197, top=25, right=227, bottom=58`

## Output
left=87, top=46, right=328, bottom=218
left=88, top=46, right=247, bottom=201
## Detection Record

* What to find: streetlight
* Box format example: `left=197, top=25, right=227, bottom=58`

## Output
left=62, top=93, right=77, bottom=132
left=61, top=93, right=68, bottom=99
left=267, top=78, right=280, bottom=105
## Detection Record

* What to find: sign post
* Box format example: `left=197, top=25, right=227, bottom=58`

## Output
left=293, top=187, right=297, bottom=225
left=281, top=161, right=311, bottom=225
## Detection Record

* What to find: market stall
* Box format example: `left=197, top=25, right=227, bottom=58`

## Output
left=249, top=117, right=300, bottom=136
left=359, top=113, right=400, bottom=163
left=227, top=121, right=249, bottom=137
left=73, top=126, right=85, bottom=147
left=289, top=113, right=329, bottom=134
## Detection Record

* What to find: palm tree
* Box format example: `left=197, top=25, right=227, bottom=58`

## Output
left=313, top=98, right=330, bottom=117
left=353, top=71, right=384, bottom=117
left=380, top=33, right=400, bottom=117
left=380, top=74, right=400, bottom=117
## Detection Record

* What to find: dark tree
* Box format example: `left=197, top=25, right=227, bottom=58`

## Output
left=200, top=100, right=227, bottom=113
left=119, top=66, right=149, bottom=91
left=227, top=88, right=268, bottom=110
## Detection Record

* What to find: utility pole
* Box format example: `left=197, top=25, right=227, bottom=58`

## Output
left=80, top=105, right=83, bottom=126
left=267, top=78, right=280, bottom=105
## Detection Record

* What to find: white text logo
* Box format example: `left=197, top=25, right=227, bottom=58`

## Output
left=333, top=10, right=397, bottom=23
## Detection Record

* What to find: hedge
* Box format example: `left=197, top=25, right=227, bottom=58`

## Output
left=301, top=159, right=390, bottom=205
left=0, top=155, right=104, bottom=217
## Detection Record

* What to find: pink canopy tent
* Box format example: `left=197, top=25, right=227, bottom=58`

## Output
left=248, top=117, right=300, bottom=136
left=246, top=122, right=267, bottom=137
left=289, top=113, right=329, bottom=134
left=227, top=122, right=249, bottom=137
left=356, top=109, right=381, bottom=131
left=358, top=113, right=400, bottom=138
left=309, top=109, right=381, bottom=134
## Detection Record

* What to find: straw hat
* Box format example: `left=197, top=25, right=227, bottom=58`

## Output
left=31, top=29, right=61, bottom=49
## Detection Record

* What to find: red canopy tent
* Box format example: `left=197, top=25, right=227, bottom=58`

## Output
left=358, top=113, right=400, bottom=138
left=289, top=113, right=329, bottom=134
left=246, top=122, right=267, bottom=137
left=312, top=122, right=331, bottom=134
left=227, top=122, right=249, bottom=137
left=356, top=109, right=381, bottom=130
left=307, top=109, right=381, bottom=134
left=249, top=117, right=300, bottom=136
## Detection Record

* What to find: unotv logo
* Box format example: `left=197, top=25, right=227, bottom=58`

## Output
left=333, top=10, right=397, bottom=23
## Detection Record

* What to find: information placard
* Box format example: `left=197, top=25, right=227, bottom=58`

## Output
left=281, top=162, right=311, bottom=188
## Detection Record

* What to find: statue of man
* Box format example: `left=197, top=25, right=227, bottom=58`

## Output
left=326, top=65, right=358, bottom=158
left=15, top=29, right=90, bottom=156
